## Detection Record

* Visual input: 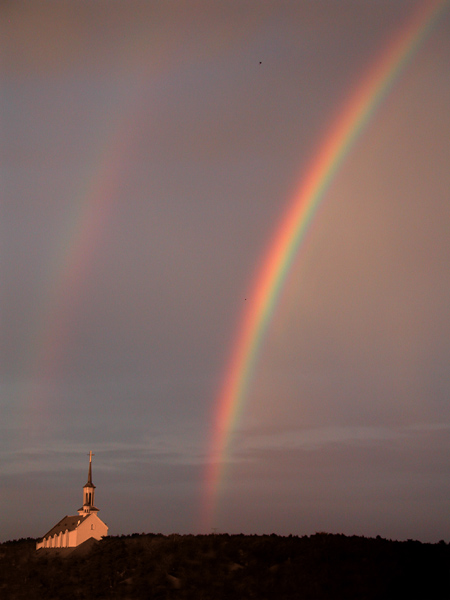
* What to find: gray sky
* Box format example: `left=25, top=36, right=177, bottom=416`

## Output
left=2, top=0, right=450, bottom=543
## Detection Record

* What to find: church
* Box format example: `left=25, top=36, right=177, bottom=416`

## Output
left=36, top=452, right=108, bottom=550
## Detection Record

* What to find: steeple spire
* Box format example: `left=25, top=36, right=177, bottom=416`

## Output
left=78, top=451, right=99, bottom=516
left=87, top=451, right=94, bottom=486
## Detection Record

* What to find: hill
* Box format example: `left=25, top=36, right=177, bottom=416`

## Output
left=1, top=532, right=449, bottom=599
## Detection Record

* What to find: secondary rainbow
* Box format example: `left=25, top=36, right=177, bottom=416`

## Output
left=203, top=0, right=448, bottom=529
left=22, top=94, right=141, bottom=431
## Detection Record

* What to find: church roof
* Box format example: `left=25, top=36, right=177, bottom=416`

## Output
left=40, top=514, right=89, bottom=540
left=77, top=505, right=99, bottom=512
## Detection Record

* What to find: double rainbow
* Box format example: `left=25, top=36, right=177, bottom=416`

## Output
left=203, top=0, right=448, bottom=529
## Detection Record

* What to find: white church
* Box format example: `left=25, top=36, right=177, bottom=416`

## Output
left=36, top=452, right=108, bottom=550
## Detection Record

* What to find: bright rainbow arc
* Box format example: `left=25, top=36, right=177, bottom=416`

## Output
left=203, top=0, right=448, bottom=530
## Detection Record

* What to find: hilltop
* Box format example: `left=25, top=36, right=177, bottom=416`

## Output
left=1, top=532, right=449, bottom=599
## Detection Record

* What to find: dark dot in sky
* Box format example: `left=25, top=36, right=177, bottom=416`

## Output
left=259, top=61, right=262, bottom=64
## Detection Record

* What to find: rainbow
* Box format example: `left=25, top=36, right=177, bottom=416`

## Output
left=23, top=99, right=139, bottom=429
left=203, top=0, right=448, bottom=529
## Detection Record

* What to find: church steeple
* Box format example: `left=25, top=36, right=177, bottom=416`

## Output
left=78, top=451, right=99, bottom=516
left=86, top=450, right=94, bottom=486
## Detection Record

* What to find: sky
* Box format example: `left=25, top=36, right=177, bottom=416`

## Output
left=2, top=0, right=450, bottom=544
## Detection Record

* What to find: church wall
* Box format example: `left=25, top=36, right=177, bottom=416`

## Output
left=36, top=517, right=108, bottom=550
left=68, top=529, right=78, bottom=547
left=75, top=514, right=108, bottom=545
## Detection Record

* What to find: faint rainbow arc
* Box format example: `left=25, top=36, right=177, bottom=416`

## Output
left=203, top=0, right=448, bottom=529
left=23, top=98, right=140, bottom=430
left=24, top=141, right=121, bottom=427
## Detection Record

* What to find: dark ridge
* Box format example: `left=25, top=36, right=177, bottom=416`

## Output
left=0, top=533, right=449, bottom=599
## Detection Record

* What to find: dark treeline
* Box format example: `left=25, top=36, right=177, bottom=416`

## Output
left=0, top=532, right=449, bottom=599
